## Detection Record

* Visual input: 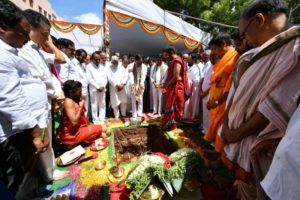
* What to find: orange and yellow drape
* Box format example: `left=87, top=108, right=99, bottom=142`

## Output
left=51, top=21, right=102, bottom=35
left=109, top=10, right=201, bottom=50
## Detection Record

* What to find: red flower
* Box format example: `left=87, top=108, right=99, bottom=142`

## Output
left=151, top=152, right=171, bottom=168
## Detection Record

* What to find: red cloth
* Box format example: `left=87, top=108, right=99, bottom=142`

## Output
left=57, top=104, right=102, bottom=145
left=200, top=184, right=226, bottom=200
left=109, top=182, right=131, bottom=200
left=161, top=56, right=188, bottom=127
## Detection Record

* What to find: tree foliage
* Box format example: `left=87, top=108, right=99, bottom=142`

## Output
left=154, top=0, right=300, bottom=35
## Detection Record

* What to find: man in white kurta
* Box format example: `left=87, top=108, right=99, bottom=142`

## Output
left=107, top=56, right=128, bottom=118
left=261, top=103, right=300, bottom=200
left=150, top=57, right=168, bottom=116
left=183, top=54, right=201, bottom=120
left=0, top=34, right=48, bottom=199
left=56, top=38, right=79, bottom=83
left=86, top=52, right=108, bottom=122
left=129, top=56, right=147, bottom=118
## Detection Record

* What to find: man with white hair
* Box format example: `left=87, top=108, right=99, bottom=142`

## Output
left=107, top=56, right=128, bottom=118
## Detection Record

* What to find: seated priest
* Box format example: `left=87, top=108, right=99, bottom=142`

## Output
left=57, top=80, right=106, bottom=145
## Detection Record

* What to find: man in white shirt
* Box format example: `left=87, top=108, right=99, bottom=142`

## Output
left=0, top=1, right=49, bottom=198
left=107, top=56, right=128, bottom=118
left=129, top=55, right=147, bottom=118
left=150, top=55, right=168, bottom=116
left=19, top=9, right=66, bottom=182
left=183, top=54, right=201, bottom=121
left=72, top=49, right=89, bottom=113
left=86, top=51, right=108, bottom=122
left=198, top=52, right=211, bottom=76
left=56, top=38, right=78, bottom=83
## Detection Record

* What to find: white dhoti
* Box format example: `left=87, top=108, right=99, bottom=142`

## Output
left=183, top=64, right=201, bottom=120
left=107, top=65, right=128, bottom=118
left=110, top=88, right=127, bottom=118
left=202, top=94, right=210, bottom=131
left=183, top=80, right=200, bottom=120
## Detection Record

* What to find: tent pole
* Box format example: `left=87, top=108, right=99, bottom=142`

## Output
left=166, top=9, right=237, bottom=29
left=103, top=0, right=111, bottom=60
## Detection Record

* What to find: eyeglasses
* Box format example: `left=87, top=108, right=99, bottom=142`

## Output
left=239, top=18, right=254, bottom=39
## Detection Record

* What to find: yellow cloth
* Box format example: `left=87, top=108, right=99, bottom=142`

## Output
left=204, top=48, right=239, bottom=151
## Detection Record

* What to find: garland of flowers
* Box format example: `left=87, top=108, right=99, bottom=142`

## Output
left=126, top=148, right=207, bottom=200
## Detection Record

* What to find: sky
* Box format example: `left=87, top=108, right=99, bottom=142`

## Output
left=49, top=0, right=103, bottom=25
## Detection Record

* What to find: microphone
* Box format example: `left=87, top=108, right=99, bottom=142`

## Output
left=76, top=153, right=98, bottom=165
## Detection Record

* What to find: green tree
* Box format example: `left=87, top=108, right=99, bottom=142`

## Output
left=286, top=0, right=300, bottom=24
left=154, top=0, right=300, bottom=35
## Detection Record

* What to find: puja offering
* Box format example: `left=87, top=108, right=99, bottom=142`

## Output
left=111, top=153, right=124, bottom=178
left=90, top=138, right=109, bottom=151
left=56, top=145, right=85, bottom=166
left=95, top=160, right=106, bottom=170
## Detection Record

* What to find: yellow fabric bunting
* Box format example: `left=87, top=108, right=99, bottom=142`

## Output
left=139, top=20, right=162, bottom=35
left=183, top=37, right=202, bottom=50
left=163, top=28, right=181, bottom=44
left=51, top=20, right=102, bottom=35
left=109, top=11, right=136, bottom=28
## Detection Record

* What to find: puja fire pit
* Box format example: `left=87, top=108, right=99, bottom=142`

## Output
left=113, top=125, right=178, bottom=163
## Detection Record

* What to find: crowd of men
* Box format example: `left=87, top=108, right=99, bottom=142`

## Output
left=0, top=0, right=300, bottom=199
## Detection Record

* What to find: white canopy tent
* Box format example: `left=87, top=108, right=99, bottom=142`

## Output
left=49, top=0, right=211, bottom=56
left=105, top=0, right=211, bottom=56
left=50, top=21, right=104, bottom=54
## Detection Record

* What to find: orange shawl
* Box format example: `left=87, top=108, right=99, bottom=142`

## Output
left=205, top=48, right=239, bottom=151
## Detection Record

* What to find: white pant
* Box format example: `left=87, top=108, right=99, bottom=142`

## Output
left=152, top=86, right=162, bottom=114
left=38, top=116, right=55, bottom=182
left=131, top=93, right=143, bottom=118
left=113, top=103, right=127, bottom=118
left=90, top=89, right=106, bottom=122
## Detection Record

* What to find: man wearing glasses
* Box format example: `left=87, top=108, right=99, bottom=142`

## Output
left=221, top=0, right=300, bottom=199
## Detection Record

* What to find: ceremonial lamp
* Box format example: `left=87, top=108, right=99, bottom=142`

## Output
left=110, top=153, right=124, bottom=178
